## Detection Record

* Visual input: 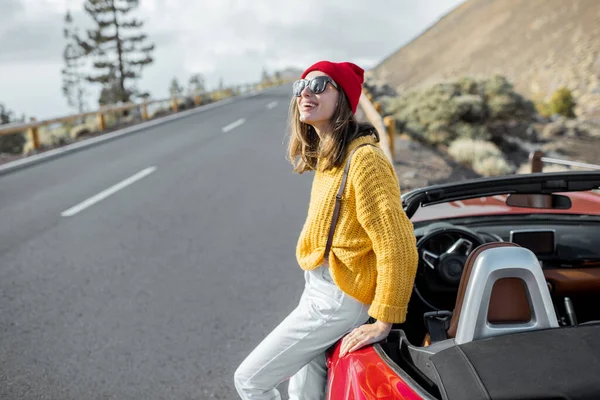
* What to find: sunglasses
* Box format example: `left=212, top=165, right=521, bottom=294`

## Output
left=292, top=76, right=338, bottom=97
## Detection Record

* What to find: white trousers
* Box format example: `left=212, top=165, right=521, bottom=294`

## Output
left=234, top=264, right=370, bottom=400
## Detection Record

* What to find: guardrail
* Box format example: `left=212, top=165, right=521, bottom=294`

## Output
left=529, top=150, right=600, bottom=172
left=0, top=80, right=287, bottom=152
left=359, top=89, right=395, bottom=163
left=0, top=91, right=236, bottom=150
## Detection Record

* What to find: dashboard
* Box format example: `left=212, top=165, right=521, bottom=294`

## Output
left=414, top=221, right=600, bottom=266
left=471, top=224, right=600, bottom=265
left=412, top=219, right=600, bottom=316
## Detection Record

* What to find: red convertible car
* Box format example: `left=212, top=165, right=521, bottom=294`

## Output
left=326, top=170, right=600, bottom=400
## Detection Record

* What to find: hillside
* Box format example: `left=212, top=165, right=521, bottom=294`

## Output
left=371, top=0, right=600, bottom=118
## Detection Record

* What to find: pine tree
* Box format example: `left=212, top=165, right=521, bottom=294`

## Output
left=99, top=66, right=125, bottom=105
left=61, top=11, right=88, bottom=113
left=77, top=0, right=154, bottom=104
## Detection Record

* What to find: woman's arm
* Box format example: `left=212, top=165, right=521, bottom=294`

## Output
left=339, top=320, right=392, bottom=357
left=352, top=146, right=419, bottom=323
left=339, top=147, right=419, bottom=357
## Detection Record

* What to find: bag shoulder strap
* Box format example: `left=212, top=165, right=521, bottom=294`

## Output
left=325, top=143, right=378, bottom=260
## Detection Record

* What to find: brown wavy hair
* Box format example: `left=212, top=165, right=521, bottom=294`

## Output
left=286, top=90, right=379, bottom=174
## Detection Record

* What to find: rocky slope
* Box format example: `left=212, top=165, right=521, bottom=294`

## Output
left=371, top=0, right=600, bottom=118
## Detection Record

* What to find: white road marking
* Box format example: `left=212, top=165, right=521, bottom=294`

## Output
left=61, top=166, right=157, bottom=217
left=266, top=101, right=278, bottom=109
left=222, top=118, right=246, bottom=133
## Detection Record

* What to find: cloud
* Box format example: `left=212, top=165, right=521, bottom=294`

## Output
left=0, top=0, right=465, bottom=119
left=0, top=19, right=68, bottom=63
left=1, top=0, right=75, bottom=59
left=0, top=0, right=24, bottom=28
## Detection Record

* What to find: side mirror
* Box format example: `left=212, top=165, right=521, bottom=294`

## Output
left=506, top=194, right=572, bottom=210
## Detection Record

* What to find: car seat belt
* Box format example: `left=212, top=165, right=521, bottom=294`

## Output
left=424, top=310, right=452, bottom=342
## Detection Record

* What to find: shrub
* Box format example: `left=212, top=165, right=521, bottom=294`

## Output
left=517, top=162, right=570, bottom=174
left=389, top=75, right=536, bottom=145
left=454, top=95, right=486, bottom=122
left=488, top=93, right=536, bottom=120
left=535, top=100, right=553, bottom=118
left=417, top=96, right=459, bottom=127
left=549, top=87, right=576, bottom=118
left=487, top=94, right=516, bottom=119
left=0, top=132, right=26, bottom=154
left=426, top=121, right=455, bottom=145
left=70, top=125, right=92, bottom=139
left=448, top=138, right=513, bottom=176
left=457, top=77, right=479, bottom=95
left=448, top=138, right=502, bottom=165
left=473, top=155, right=513, bottom=176
left=483, top=75, right=514, bottom=96
left=452, top=122, right=491, bottom=141
left=404, top=120, right=427, bottom=140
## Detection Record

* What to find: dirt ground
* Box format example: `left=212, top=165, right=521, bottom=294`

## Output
left=542, top=136, right=599, bottom=166
left=391, top=134, right=480, bottom=192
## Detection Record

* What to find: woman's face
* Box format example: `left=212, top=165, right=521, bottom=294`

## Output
left=296, top=71, right=339, bottom=132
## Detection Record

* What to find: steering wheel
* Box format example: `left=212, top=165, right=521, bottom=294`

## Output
left=414, top=226, right=485, bottom=310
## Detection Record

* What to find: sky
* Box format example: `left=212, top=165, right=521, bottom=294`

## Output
left=0, top=0, right=465, bottom=120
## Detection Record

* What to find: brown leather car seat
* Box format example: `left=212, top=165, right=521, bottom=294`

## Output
left=424, top=242, right=532, bottom=345
left=447, top=242, right=531, bottom=337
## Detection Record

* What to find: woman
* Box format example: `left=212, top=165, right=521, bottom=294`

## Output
left=234, top=61, right=419, bottom=399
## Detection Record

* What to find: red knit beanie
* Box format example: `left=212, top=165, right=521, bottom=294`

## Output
left=301, top=61, right=364, bottom=114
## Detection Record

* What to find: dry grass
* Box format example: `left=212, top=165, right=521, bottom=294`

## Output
left=517, top=163, right=570, bottom=174
left=448, top=138, right=502, bottom=164
left=448, top=138, right=513, bottom=176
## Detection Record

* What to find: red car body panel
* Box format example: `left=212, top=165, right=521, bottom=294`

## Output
left=327, top=341, right=424, bottom=400
left=411, top=191, right=600, bottom=223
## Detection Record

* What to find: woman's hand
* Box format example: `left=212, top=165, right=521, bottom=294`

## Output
left=339, top=320, right=393, bottom=357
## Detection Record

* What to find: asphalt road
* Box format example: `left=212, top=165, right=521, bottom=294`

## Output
left=0, top=86, right=312, bottom=399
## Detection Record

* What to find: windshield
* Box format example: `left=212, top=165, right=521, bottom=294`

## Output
left=411, top=190, right=600, bottom=223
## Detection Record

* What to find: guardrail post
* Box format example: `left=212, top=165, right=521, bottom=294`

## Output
left=171, top=98, right=179, bottom=113
left=530, top=150, right=543, bottom=173
left=97, top=112, right=106, bottom=132
left=383, top=116, right=396, bottom=162
left=194, top=95, right=202, bottom=107
left=28, top=117, right=40, bottom=150
left=374, top=101, right=383, bottom=115
left=141, top=102, right=149, bottom=120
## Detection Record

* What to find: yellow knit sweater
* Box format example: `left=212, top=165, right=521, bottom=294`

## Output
left=296, top=135, right=419, bottom=323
